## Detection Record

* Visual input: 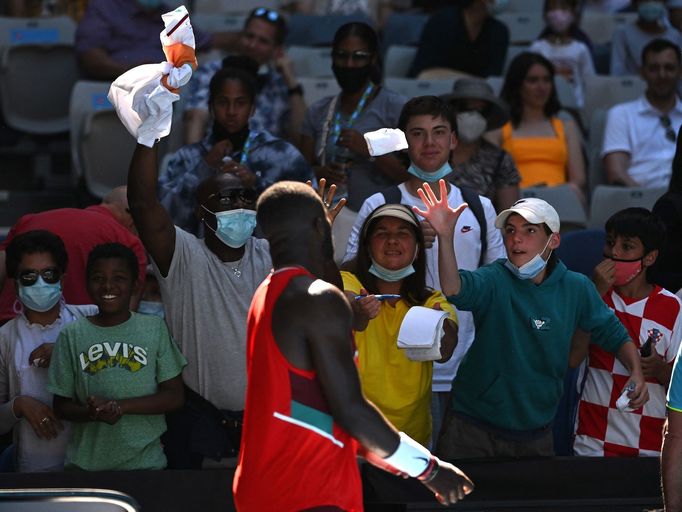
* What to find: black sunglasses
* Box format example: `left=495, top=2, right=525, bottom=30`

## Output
left=253, top=7, right=280, bottom=22
left=661, top=116, right=677, bottom=143
left=331, top=49, right=373, bottom=63
left=18, top=267, right=61, bottom=287
left=208, top=189, right=258, bottom=209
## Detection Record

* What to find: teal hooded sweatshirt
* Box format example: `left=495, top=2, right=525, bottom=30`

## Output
left=448, top=259, right=629, bottom=432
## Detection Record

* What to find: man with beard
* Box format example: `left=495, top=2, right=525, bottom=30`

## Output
left=158, top=57, right=312, bottom=236
left=603, top=38, right=682, bottom=188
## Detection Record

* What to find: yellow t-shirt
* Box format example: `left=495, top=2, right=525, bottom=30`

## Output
left=341, top=271, right=457, bottom=445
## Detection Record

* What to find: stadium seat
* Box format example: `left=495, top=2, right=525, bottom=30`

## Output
left=383, top=45, right=417, bottom=78
left=496, top=12, right=544, bottom=45
left=579, top=11, right=637, bottom=45
left=522, top=184, right=587, bottom=229
left=288, top=45, right=333, bottom=78
left=589, top=186, right=667, bottom=229
left=298, top=77, right=340, bottom=107
left=582, top=75, right=645, bottom=127
left=380, top=12, right=428, bottom=57
left=384, top=77, right=456, bottom=99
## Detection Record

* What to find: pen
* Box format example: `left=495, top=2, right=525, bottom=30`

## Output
left=354, top=294, right=401, bottom=301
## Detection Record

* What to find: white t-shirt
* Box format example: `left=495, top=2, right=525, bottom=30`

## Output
left=602, top=95, right=682, bottom=188
left=343, top=182, right=506, bottom=391
left=153, top=229, right=272, bottom=410
left=529, top=39, right=595, bottom=108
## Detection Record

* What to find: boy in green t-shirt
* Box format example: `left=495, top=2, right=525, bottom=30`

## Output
left=47, top=243, right=186, bottom=470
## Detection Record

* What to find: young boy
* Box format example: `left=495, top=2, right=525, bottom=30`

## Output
left=415, top=180, right=648, bottom=459
left=47, top=243, right=186, bottom=471
left=343, top=95, right=506, bottom=443
left=573, top=207, right=682, bottom=457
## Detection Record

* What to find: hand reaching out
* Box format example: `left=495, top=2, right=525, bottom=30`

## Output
left=413, top=180, right=467, bottom=239
left=422, top=459, right=475, bottom=506
left=307, top=178, right=347, bottom=225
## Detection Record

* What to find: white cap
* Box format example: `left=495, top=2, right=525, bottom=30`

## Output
left=495, top=197, right=560, bottom=233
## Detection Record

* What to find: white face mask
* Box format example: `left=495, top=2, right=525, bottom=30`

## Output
left=456, top=111, right=488, bottom=143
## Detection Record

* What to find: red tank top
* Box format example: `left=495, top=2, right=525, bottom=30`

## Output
left=233, top=267, right=363, bottom=512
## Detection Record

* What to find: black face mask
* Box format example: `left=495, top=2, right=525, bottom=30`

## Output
left=332, top=64, right=372, bottom=94
left=211, top=122, right=250, bottom=151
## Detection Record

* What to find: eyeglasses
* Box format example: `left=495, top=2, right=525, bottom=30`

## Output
left=207, top=189, right=258, bottom=209
left=253, top=7, right=280, bottom=22
left=18, top=267, right=61, bottom=287
left=661, top=115, right=677, bottom=143
left=331, top=49, right=373, bottom=63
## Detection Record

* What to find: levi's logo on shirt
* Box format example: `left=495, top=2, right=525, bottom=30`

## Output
left=530, top=317, right=551, bottom=331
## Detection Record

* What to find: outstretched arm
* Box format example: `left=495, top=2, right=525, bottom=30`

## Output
left=128, top=144, right=176, bottom=277
left=413, top=180, right=468, bottom=296
left=299, top=284, right=474, bottom=505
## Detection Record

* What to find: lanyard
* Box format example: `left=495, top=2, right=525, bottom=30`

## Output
left=329, top=83, right=375, bottom=145
left=238, top=130, right=258, bottom=166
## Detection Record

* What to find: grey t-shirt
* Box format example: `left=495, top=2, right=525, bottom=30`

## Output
left=302, top=87, right=407, bottom=212
left=153, top=228, right=272, bottom=410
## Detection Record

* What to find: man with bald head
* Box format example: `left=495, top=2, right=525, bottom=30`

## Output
left=128, top=142, right=271, bottom=468
left=0, top=187, right=146, bottom=325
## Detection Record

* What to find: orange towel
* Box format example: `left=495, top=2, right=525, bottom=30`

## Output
left=161, top=43, right=197, bottom=93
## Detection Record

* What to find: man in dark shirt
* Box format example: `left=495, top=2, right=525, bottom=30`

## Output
left=409, top=0, right=509, bottom=78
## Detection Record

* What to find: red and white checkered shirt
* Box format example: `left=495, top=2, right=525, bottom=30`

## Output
left=574, top=285, right=682, bottom=457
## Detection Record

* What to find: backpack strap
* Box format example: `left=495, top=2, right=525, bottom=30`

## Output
left=380, top=185, right=402, bottom=205
left=459, top=186, right=487, bottom=268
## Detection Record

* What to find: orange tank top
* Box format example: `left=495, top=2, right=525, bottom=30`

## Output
left=233, top=267, right=362, bottom=512
left=501, top=117, right=568, bottom=188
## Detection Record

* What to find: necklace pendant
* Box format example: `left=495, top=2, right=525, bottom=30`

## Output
left=233, top=267, right=242, bottom=278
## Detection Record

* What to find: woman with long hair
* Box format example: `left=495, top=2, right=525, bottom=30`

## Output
left=490, top=52, right=586, bottom=202
left=300, top=22, right=408, bottom=213
left=341, top=203, right=457, bottom=445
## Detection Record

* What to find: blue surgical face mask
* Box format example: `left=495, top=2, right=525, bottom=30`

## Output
left=18, top=276, right=62, bottom=313
left=137, top=300, right=165, bottom=318
left=638, top=1, right=666, bottom=22
left=203, top=207, right=257, bottom=248
left=503, top=237, right=553, bottom=280
left=369, top=259, right=416, bottom=282
left=407, top=162, right=453, bottom=183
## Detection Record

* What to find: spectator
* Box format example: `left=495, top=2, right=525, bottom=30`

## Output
left=128, top=141, right=272, bottom=468
left=343, top=95, right=505, bottom=444
left=651, top=125, right=682, bottom=293
left=342, top=203, right=458, bottom=445
left=491, top=52, right=586, bottom=202
left=610, top=0, right=682, bottom=76
left=530, top=0, right=596, bottom=109
left=418, top=184, right=649, bottom=458
left=573, top=207, right=682, bottom=457
left=300, top=22, right=408, bottom=213
left=0, top=187, right=146, bottom=326
left=183, top=7, right=304, bottom=144
left=408, top=0, right=509, bottom=78
left=48, top=243, right=186, bottom=470
left=75, top=0, right=232, bottom=81
left=233, top=180, right=473, bottom=510
left=603, top=38, right=682, bottom=189
left=158, top=57, right=313, bottom=236
left=0, top=231, right=97, bottom=472
left=440, top=78, right=520, bottom=211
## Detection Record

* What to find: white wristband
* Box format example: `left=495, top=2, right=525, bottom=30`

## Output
left=383, top=432, right=432, bottom=477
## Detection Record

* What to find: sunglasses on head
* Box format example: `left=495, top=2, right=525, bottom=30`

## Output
left=253, top=7, right=280, bottom=22
left=331, top=49, right=373, bottom=63
left=208, top=189, right=258, bottom=209
left=18, top=267, right=61, bottom=287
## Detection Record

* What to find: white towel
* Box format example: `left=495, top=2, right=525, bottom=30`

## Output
left=397, top=306, right=448, bottom=361
left=363, top=128, right=408, bottom=156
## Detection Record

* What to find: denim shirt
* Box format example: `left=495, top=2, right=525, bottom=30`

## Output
left=157, top=130, right=313, bottom=235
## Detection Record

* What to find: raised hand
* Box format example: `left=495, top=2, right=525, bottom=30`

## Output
left=413, top=180, right=467, bottom=239
left=307, top=178, right=347, bottom=225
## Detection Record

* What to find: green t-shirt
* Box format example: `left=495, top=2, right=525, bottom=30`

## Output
left=47, top=312, right=187, bottom=471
